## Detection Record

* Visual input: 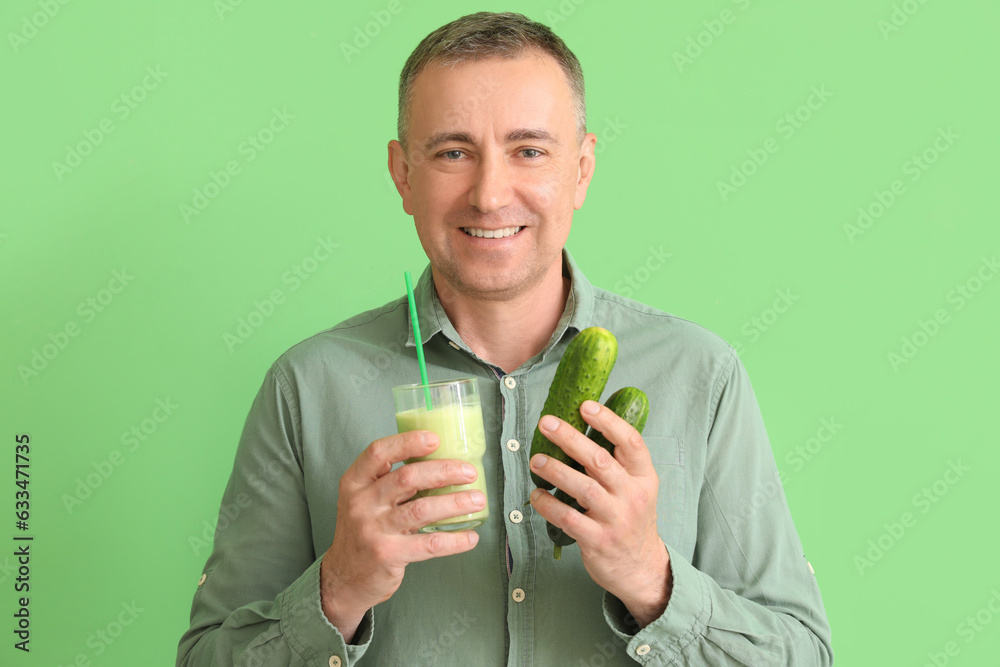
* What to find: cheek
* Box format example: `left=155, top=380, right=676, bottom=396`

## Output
left=413, top=175, right=463, bottom=220
left=529, top=173, right=572, bottom=212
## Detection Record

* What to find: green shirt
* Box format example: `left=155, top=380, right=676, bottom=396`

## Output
left=177, top=248, right=833, bottom=666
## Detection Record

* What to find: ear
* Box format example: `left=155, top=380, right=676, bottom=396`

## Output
left=387, top=140, right=414, bottom=215
left=574, top=132, right=597, bottom=210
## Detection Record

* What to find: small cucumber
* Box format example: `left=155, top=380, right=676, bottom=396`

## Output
left=530, top=327, right=618, bottom=490
left=546, top=387, right=650, bottom=559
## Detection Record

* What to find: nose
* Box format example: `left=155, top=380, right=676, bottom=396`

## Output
left=469, top=150, right=513, bottom=213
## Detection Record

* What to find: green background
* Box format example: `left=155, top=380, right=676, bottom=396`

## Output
left=2, top=0, right=998, bottom=664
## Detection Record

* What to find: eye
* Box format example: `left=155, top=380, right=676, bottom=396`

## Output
left=520, top=148, right=543, bottom=159
left=440, top=150, right=465, bottom=161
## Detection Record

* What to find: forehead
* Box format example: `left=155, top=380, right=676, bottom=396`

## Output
left=408, top=51, right=575, bottom=143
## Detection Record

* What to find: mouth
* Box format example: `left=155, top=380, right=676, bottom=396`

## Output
left=460, top=226, right=524, bottom=238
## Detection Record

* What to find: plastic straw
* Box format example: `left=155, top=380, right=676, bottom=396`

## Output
left=404, top=271, right=433, bottom=411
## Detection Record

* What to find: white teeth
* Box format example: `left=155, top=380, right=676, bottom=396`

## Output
left=462, top=226, right=523, bottom=238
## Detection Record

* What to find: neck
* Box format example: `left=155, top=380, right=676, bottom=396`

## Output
left=433, top=259, right=571, bottom=374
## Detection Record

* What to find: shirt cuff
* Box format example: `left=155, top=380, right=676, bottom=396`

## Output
left=278, top=556, right=374, bottom=665
left=603, top=543, right=710, bottom=664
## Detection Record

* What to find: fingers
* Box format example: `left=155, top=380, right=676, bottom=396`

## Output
left=345, top=430, right=439, bottom=488
left=390, top=488, right=487, bottom=535
left=382, top=457, right=479, bottom=506
left=396, top=527, right=482, bottom=564
left=529, top=448, right=607, bottom=512
left=579, top=400, right=654, bottom=475
left=531, top=409, right=628, bottom=492
left=529, top=486, right=599, bottom=545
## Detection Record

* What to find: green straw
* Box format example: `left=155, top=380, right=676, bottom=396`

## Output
left=404, top=271, right=433, bottom=411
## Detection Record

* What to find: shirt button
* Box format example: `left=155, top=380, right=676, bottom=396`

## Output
left=328, top=656, right=342, bottom=667
left=503, top=376, right=517, bottom=389
left=509, top=510, right=523, bottom=524
left=506, top=438, right=520, bottom=452
left=197, top=573, right=207, bottom=586
left=512, top=588, right=525, bottom=602
left=636, top=644, right=651, bottom=656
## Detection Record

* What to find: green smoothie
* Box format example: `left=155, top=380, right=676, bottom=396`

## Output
left=395, top=401, right=489, bottom=532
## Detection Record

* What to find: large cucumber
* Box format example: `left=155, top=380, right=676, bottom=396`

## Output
left=547, top=387, right=650, bottom=559
left=530, top=327, right=618, bottom=490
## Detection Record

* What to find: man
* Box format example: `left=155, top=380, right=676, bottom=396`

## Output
left=178, top=11, right=833, bottom=666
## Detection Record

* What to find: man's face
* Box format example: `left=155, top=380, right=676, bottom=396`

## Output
left=388, top=50, right=596, bottom=302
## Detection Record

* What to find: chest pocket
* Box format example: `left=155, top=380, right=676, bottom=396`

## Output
left=643, top=436, right=686, bottom=550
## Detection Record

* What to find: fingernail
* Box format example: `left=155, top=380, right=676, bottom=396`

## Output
left=532, top=454, right=547, bottom=469
left=540, top=415, right=559, bottom=431
left=582, top=400, right=600, bottom=415
left=421, top=432, right=437, bottom=445
left=462, top=463, right=476, bottom=479
left=530, top=488, right=543, bottom=502
left=470, top=490, right=485, bottom=506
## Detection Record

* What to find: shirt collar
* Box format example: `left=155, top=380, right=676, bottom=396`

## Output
left=405, top=247, right=595, bottom=358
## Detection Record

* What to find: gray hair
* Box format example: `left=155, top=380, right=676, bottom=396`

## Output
left=397, top=11, right=586, bottom=155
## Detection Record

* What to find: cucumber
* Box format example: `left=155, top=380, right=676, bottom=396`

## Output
left=530, top=327, right=618, bottom=490
left=546, top=387, right=650, bottom=559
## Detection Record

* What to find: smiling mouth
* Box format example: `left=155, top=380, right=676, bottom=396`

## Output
left=461, top=226, right=524, bottom=238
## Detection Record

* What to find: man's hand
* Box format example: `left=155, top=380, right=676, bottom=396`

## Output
left=528, top=400, right=672, bottom=628
left=319, top=430, right=485, bottom=643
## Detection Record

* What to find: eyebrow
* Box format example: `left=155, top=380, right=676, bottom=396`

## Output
left=423, top=128, right=559, bottom=153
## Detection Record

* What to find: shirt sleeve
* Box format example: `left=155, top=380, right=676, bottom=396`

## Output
left=602, top=350, right=834, bottom=665
left=177, top=364, right=374, bottom=666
